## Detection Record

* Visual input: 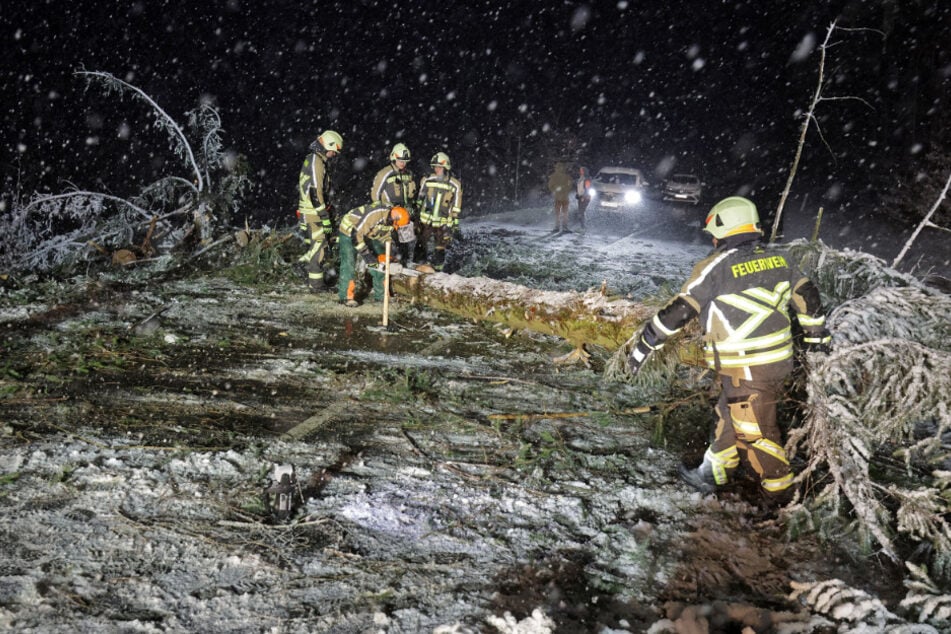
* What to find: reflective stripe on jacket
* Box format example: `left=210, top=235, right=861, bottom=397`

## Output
left=371, top=165, right=416, bottom=206
left=298, top=151, right=330, bottom=217
left=642, top=234, right=829, bottom=381
left=419, top=173, right=462, bottom=226
left=338, top=202, right=392, bottom=254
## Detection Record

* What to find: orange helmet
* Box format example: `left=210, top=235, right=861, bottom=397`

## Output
left=389, top=206, right=410, bottom=228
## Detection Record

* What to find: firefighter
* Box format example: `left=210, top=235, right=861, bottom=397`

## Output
left=627, top=196, right=831, bottom=504
left=337, top=203, right=413, bottom=307
left=575, top=166, right=591, bottom=230
left=371, top=143, right=416, bottom=207
left=296, top=130, right=343, bottom=292
left=417, top=152, right=463, bottom=270
left=371, top=143, right=417, bottom=265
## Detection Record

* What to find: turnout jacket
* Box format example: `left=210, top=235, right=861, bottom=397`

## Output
left=338, top=202, right=393, bottom=259
left=298, top=150, right=332, bottom=218
left=418, top=172, right=463, bottom=227
left=371, top=164, right=416, bottom=207
left=639, top=233, right=830, bottom=381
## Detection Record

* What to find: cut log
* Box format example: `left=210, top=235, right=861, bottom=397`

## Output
left=391, top=269, right=702, bottom=362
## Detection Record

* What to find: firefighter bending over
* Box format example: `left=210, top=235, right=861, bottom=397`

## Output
left=337, top=203, right=414, bottom=307
left=627, top=196, right=831, bottom=505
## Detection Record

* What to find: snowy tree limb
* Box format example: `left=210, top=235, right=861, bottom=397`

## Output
left=76, top=70, right=205, bottom=192
left=22, top=191, right=154, bottom=222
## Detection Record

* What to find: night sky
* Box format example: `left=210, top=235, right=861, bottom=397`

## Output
left=3, top=0, right=948, bottom=225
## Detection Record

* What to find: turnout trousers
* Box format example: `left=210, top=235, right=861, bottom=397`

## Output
left=706, top=375, right=794, bottom=496
left=298, top=212, right=329, bottom=290
left=419, top=222, right=451, bottom=269
left=553, top=199, right=569, bottom=231
left=337, top=235, right=386, bottom=303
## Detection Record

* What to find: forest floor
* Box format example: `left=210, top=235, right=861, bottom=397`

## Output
left=0, top=202, right=937, bottom=633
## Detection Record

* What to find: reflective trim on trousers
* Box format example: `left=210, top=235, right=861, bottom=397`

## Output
left=762, top=472, right=794, bottom=492
left=751, top=437, right=789, bottom=465
left=705, top=446, right=739, bottom=485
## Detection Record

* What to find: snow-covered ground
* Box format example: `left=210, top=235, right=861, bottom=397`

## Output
left=0, top=200, right=945, bottom=633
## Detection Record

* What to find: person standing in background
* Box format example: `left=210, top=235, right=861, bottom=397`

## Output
left=547, top=162, right=573, bottom=232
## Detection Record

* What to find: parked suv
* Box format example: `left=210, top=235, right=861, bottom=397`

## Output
left=589, top=166, right=649, bottom=211
left=662, top=173, right=703, bottom=205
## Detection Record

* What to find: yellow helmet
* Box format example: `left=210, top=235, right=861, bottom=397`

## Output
left=390, top=143, right=411, bottom=162
left=317, top=130, right=343, bottom=153
left=704, top=196, right=762, bottom=239
left=389, top=205, right=410, bottom=228
left=430, top=152, right=451, bottom=170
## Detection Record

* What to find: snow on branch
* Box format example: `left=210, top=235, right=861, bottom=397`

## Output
left=0, top=71, right=249, bottom=274
left=786, top=245, right=951, bottom=576
left=77, top=70, right=205, bottom=192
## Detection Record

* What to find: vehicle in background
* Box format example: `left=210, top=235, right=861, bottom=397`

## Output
left=662, top=173, right=704, bottom=205
left=589, top=167, right=649, bottom=211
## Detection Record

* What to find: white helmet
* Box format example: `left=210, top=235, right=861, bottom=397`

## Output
left=704, top=196, right=762, bottom=239
left=317, top=130, right=343, bottom=154
left=390, top=143, right=411, bottom=162
left=430, top=152, right=451, bottom=170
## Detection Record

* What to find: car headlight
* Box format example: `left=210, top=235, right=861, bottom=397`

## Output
left=624, top=189, right=642, bottom=204
left=588, top=188, right=596, bottom=197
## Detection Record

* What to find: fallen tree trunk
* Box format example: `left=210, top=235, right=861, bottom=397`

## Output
left=391, top=268, right=702, bottom=363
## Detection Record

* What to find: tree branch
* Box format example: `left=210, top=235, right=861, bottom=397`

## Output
left=76, top=70, right=205, bottom=192
left=892, top=170, right=951, bottom=268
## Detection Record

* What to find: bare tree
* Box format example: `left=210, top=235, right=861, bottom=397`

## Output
left=770, top=21, right=880, bottom=243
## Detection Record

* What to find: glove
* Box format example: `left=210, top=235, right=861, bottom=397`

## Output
left=361, top=249, right=377, bottom=266
left=803, top=330, right=832, bottom=354
left=627, top=339, right=653, bottom=377
left=803, top=340, right=832, bottom=354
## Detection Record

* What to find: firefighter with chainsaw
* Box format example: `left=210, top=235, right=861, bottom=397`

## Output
left=296, top=130, right=343, bottom=293
left=417, top=152, right=463, bottom=271
left=627, top=196, right=831, bottom=505
left=337, top=202, right=414, bottom=307
left=371, top=143, right=417, bottom=265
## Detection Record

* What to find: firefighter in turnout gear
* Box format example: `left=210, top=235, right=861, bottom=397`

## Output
left=627, top=196, right=831, bottom=504
left=371, top=143, right=417, bottom=207
left=418, top=152, right=462, bottom=270
left=337, top=203, right=413, bottom=307
left=296, top=130, right=343, bottom=292
left=371, top=143, right=418, bottom=265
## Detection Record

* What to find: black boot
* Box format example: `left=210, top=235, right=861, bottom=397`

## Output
left=678, top=462, right=716, bottom=494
